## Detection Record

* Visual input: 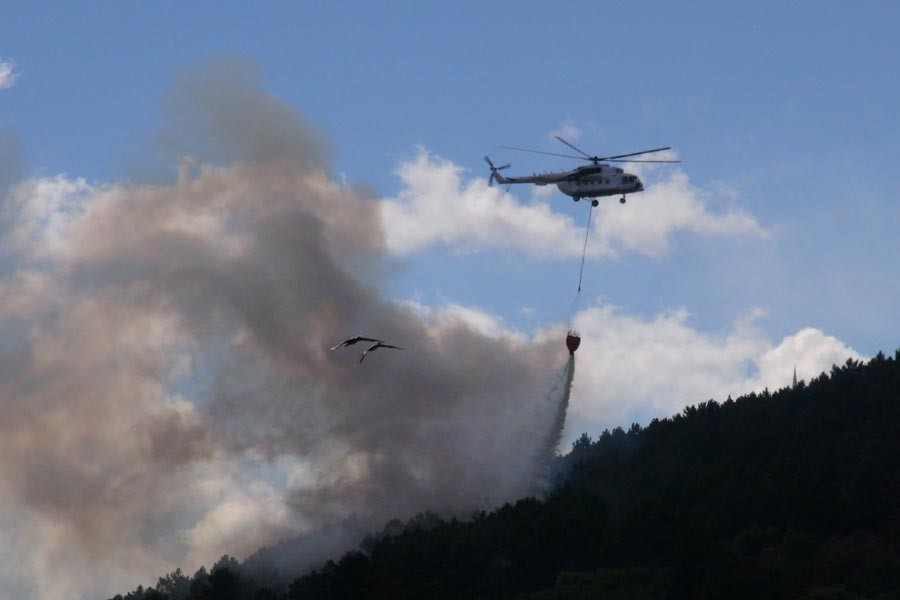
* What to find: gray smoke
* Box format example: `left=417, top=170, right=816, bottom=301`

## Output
left=0, top=59, right=570, bottom=600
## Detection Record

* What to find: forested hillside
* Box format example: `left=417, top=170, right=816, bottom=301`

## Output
left=111, top=351, right=900, bottom=600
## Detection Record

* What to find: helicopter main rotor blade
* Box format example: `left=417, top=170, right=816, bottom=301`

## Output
left=500, top=143, right=680, bottom=164
left=606, top=158, right=682, bottom=163
left=500, top=145, right=587, bottom=161
left=600, top=146, right=673, bottom=161
left=554, top=136, right=594, bottom=160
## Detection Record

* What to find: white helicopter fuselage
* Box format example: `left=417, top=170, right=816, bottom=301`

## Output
left=555, top=165, right=643, bottom=200
left=494, top=163, right=644, bottom=200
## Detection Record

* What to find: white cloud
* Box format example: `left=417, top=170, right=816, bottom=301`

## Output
left=562, top=302, right=861, bottom=443
left=381, top=151, right=583, bottom=257
left=0, top=60, right=18, bottom=90
left=590, top=170, right=769, bottom=256
left=380, top=149, right=768, bottom=259
left=403, top=299, right=527, bottom=342
left=398, top=297, right=861, bottom=451
left=549, top=119, right=581, bottom=142
left=5, top=175, right=94, bottom=257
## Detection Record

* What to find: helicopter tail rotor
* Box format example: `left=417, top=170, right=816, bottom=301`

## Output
left=484, top=156, right=510, bottom=186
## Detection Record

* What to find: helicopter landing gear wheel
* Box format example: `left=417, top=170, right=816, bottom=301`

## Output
left=591, top=199, right=599, bottom=207
left=574, top=196, right=581, bottom=202
left=620, top=196, right=626, bottom=204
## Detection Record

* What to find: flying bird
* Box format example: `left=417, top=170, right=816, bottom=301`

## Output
left=329, top=336, right=385, bottom=352
left=356, top=341, right=403, bottom=366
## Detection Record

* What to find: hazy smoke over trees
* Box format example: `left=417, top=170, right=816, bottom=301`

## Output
left=0, top=59, right=569, bottom=599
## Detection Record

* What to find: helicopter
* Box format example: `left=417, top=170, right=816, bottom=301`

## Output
left=485, top=136, right=680, bottom=206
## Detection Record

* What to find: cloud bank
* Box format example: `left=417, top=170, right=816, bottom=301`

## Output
left=565, top=303, right=861, bottom=440
left=381, top=149, right=768, bottom=258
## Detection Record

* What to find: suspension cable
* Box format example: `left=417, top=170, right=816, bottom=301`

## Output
left=567, top=203, right=594, bottom=326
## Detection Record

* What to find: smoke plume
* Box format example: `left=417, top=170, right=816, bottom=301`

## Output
left=0, top=59, right=568, bottom=599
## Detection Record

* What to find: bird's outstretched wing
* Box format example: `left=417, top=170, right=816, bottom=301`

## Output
left=356, top=342, right=379, bottom=366
left=378, top=343, right=403, bottom=350
left=329, top=336, right=384, bottom=351
left=355, top=342, right=404, bottom=366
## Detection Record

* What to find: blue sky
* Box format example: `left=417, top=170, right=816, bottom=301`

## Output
left=3, top=2, right=898, bottom=352
left=2, top=3, right=900, bottom=598
left=6, top=3, right=899, bottom=187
